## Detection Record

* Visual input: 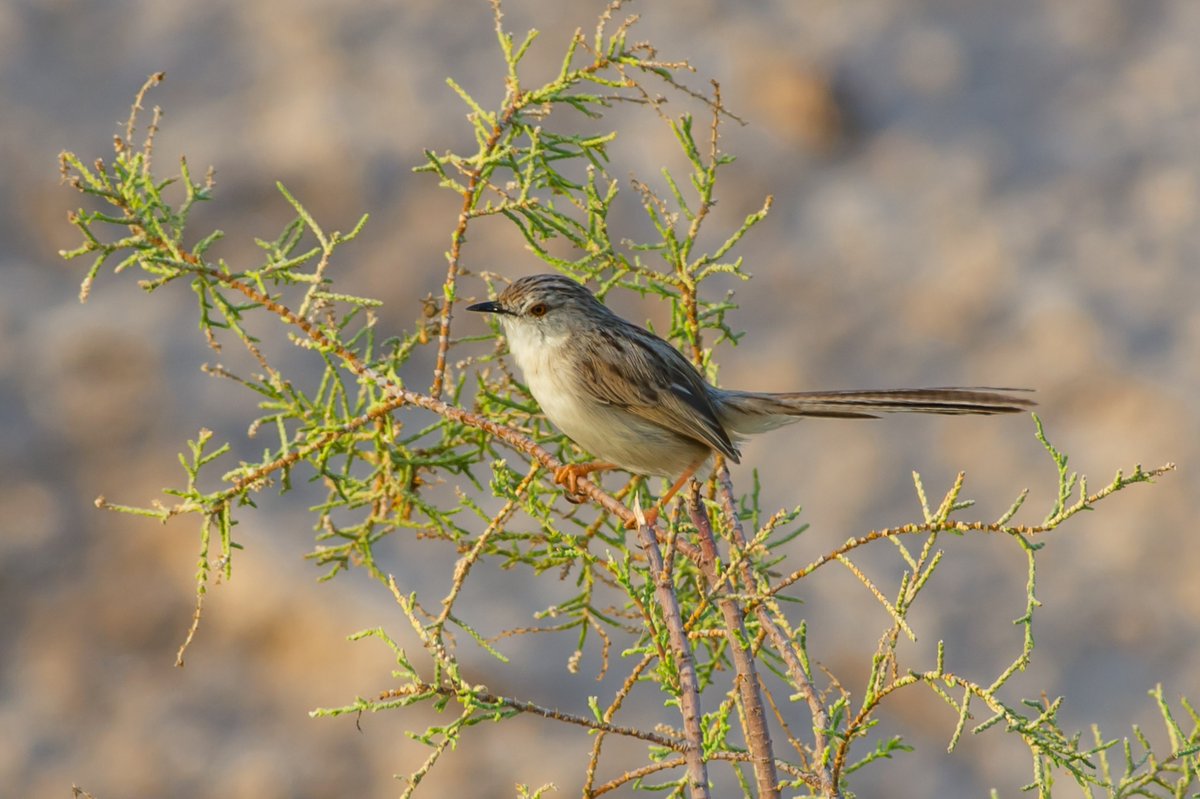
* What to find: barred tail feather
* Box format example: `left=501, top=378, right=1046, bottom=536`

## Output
left=717, top=387, right=1035, bottom=434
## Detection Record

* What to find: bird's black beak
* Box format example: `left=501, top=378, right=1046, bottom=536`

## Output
left=466, top=300, right=509, bottom=315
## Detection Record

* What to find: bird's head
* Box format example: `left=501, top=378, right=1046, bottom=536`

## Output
left=467, top=273, right=611, bottom=340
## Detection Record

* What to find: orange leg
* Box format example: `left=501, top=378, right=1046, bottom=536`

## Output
left=625, top=458, right=705, bottom=529
left=554, top=461, right=618, bottom=503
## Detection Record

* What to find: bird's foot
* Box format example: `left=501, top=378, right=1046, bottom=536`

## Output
left=553, top=462, right=616, bottom=504
left=623, top=457, right=705, bottom=529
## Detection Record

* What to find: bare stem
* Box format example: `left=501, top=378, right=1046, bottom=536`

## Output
left=714, top=464, right=840, bottom=798
left=686, top=486, right=780, bottom=799
left=635, top=514, right=711, bottom=798
left=429, top=111, right=511, bottom=399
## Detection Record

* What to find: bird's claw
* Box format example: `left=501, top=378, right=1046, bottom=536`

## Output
left=554, top=464, right=591, bottom=504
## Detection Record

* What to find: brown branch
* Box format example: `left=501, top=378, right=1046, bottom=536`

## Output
left=591, top=758, right=689, bottom=797
left=428, top=112, right=508, bottom=400
left=591, top=750, right=817, bottom=797
left=432, top=461, right=540, bottom=631
left=430, top=0, right=543, bottom=400
left=686, top=486, right=779, bottom=799
left=379, top=680, right=685, bottom=751
left=714, top=464, right=840, bottom=798
left=584, top=652, right=657, bottom=795
left=634, top=511, right=711, bottom=799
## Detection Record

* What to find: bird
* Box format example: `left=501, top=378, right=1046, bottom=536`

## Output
left=468, top=273, right=1033, bottom=526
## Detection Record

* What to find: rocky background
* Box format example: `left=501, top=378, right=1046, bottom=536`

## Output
left=3, top=1, right=1197, bottom=796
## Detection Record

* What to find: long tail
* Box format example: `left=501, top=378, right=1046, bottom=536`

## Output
left=717, top=387, right=1035, bottom=432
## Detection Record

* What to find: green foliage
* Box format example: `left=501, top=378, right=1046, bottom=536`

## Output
left=59, top=4, right=1186, bottom=797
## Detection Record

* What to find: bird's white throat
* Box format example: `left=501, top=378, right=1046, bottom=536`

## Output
left=501, top=318, right=570, bottom=382
left=500, top=318, right=606, bottom=454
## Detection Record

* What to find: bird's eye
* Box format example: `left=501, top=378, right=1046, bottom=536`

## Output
left=528, top=302, right=548, bottom=317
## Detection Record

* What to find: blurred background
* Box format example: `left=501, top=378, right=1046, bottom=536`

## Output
left=3, top=0, right=1198, bottom=796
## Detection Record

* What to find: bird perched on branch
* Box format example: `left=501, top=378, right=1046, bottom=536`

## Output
left=469, top=273, right=1033, bottom=526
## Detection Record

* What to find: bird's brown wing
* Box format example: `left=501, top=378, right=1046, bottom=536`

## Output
left=574, top=322, right=740, bottom=462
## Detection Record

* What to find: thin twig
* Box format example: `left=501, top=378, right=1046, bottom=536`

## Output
left=432, top=461, right=540, bottom=630
left=769, top=463, right=1175, bottom=598
left=584, top=652, right=657, bottom=795
left=376, top=680, right=684, bottom=750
